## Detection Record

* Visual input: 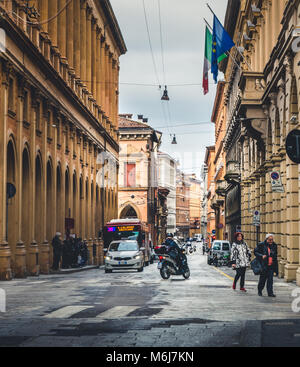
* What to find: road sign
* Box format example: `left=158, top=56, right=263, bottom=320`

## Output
left=253, top=210, right=260, bottom=227
left=270, top=171, right=284, bottom=193
left=286, top=129, right=300, bottom=164
left=212, top=229, right=216, bottom=235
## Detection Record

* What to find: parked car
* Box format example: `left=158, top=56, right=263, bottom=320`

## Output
left=207, top=240, right=231, bottom=266
left=105, top=240, right=145, bottom=273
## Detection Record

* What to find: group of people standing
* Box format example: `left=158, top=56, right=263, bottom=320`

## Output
left=230, top=232, right=278, bottom=297
left=51, top=233, right=89, bottom=271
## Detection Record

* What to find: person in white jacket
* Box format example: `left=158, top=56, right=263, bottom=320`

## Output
left=231, top=232, right=251, bottom=292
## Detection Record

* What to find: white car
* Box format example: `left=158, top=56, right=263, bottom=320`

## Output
left=105, top=240, right=145, bottom=273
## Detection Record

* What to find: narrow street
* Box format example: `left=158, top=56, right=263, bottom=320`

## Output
left=1, top=246, right=299, bottom=347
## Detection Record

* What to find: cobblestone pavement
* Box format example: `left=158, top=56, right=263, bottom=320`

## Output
left=0, top=248, right=300, bottom=347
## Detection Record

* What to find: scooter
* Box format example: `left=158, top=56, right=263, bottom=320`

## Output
left=157, top=249, right=190, bottom=280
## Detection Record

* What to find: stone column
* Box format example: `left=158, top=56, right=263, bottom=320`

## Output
left=92, top=17, right=97, bottom=100
left=14, top=77, right=27, bottom=277
left=73, top=0, right=81, bottom=78
left=0, top=62, right=12, bottom=280
left=48, top=0, right=58, bottom=46
left=80, top=0, right=87, bottom=87
left=86, top=7, right=92, bottom=95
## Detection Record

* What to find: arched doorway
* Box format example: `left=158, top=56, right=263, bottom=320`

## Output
left=120, top=205, right=138, bottom=219
left=7, top=141, right=17, bottom=248
left=46, top=160, right=53, bottom=242
left=65, top=169, right=70, bottom=218
left=35, top=155, right=43, bottom=243
left=56, top=165, right=62, bottom=232
left=21, top=148, right=31, bottom=250
left=72, top=172, right=77, bottom=233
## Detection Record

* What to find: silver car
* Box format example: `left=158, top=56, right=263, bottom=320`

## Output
left=105, top=240, right=145, bottom=273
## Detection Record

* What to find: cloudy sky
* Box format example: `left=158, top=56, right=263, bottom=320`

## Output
left=110, top=0, right=228, bottom=177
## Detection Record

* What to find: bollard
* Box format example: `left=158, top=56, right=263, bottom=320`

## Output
left=99, top=239, right=104, bottom=266
left=94, top=238, right=100, bottom=266
left=28, top=241, right=40, bottom=276
left=40, top=241, right=50, bottom=274
left=14, top=241, right=27, bottom=278
left=0, top=241, right=12, bottom=281
left=87, top=238, right=93, bottom=265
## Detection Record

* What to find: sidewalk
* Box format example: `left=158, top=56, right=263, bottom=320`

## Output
left=50, top=264, right=104, bottom=275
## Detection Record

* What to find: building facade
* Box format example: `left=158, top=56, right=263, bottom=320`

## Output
left=187, top=174, right=202, bottom=238
left=211, top=82, right=227, bottom=241
left=176, top=170, right=190, bottom=239
left=118, top=114, right=164, bottom=246
left=204, top=146, right=216, bottom=246
left=0, top=0, right=126, bottom=280
left=222, top=0, right=300, bottom=284
left=158, top=152, right=177, bottom=235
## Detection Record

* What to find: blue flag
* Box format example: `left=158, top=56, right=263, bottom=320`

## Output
left=211, top=15, right=235, bottom=83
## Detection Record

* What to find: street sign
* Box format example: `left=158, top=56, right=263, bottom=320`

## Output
left=212, top=229, right=216, bottom=235
left=286, top=129, right=300, bottom=164
left=270, top=171, right=284, bottom=193
left=253, top=210, right=260, bottom=227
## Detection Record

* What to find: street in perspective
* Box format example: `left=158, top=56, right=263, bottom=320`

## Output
left=1, top=0, right=300, bottom=351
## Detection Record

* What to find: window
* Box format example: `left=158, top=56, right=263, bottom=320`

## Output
left=124, top=163, right=136, bottom=187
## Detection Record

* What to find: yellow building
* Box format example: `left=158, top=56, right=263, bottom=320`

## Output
left=0, top=0, right=126, bottom=280
left=187, top=174, right=202, bottom=238
left=211, top=82, right=227, bottom=241
left=222, top=0, right=300, bottom=284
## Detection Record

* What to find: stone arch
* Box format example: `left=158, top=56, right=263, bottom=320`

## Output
left=56, top=164, right=62, bottom=232
left=65, top=168, right=70, bottom=218
left=119, top=203, right=140, bottom=220
left=79, top=175, right=83, bottom=237
left=46, top=159, right=54, bottom=241
left=7, top=139, right=17, bottom=249
left=35, top=153, right=43, bottom=243
left=72, top=171, right=77, bottom=231
left=21, top=147, right=31, bottom=249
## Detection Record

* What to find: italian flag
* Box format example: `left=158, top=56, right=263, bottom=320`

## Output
left=203, top=26, right=227, bottom=95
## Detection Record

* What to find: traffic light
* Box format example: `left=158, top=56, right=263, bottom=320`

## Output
left=212, top=235, right=216, bottom=241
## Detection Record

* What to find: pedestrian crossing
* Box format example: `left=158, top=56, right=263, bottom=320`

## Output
left=44, top=305, right=155, bottom=320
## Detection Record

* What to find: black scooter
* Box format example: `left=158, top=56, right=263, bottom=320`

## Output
left=157, top=248, right=190, bottom=280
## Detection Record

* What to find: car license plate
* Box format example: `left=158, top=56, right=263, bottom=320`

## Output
left=118, top=261, right=127, bottom=265
left=157, top=262, right=162, bottom=269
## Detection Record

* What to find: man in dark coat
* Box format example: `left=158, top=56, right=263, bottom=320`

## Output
left=52, top=232, right=62, bottom=271
left=254, top=234, right=278, bottom=297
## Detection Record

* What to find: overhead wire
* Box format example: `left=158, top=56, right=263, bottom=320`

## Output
left=4, top=0, right=73, bottom=26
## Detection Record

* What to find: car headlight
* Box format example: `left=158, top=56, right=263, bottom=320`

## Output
left=105, top=256, right=112, bottom=261
left=134, top=255, right=141, bottom=260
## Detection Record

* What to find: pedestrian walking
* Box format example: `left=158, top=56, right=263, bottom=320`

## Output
left=51, top=232, right=62, bottom=271
left=254, top=234, right=278, bottom=297
left=231, top=232, right=251, bottom=292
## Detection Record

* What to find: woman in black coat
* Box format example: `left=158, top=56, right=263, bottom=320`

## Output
left=254, top=234, right=278, bottom=297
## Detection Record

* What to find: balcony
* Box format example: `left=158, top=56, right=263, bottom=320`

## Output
left=224, top=161, right=241, bottom=185
left=215, top=180, right=227, bottom=197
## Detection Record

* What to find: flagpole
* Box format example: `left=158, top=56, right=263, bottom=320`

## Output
left=203, top=17, right=241, bottom=71
left=206, top=3, right=252, bottom=71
